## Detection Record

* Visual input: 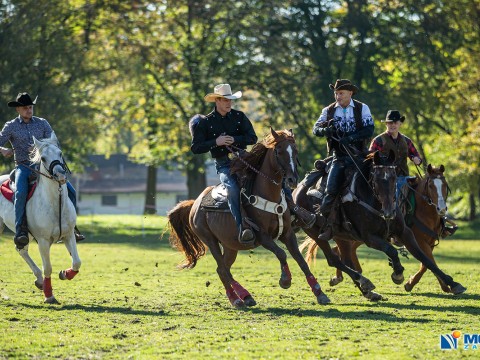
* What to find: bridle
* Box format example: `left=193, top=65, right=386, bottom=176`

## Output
left=226, top=138, right=298, bottom=186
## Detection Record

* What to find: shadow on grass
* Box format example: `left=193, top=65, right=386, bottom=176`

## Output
left=76, top=228, right=172, bottom=249
left=16, top=302, right=171, bottom=317
left=242, top=306, right=432, bottom=323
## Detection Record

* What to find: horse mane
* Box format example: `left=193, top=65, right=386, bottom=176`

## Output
left=29, top=137, right=59, bottom=164
left=231, top=129, right=294, bottom=180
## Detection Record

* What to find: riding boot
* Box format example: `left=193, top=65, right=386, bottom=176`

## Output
left=318, top=193, right=335, bottom=241
left=440, top=217, right=458, bottom=238
left=238, top=225, right=255, bottom=244
left=286, top=198, right=316, bottom=229
left=14, top=217, right=29, bottom=250
left=74, top=226, right=86, bottom=242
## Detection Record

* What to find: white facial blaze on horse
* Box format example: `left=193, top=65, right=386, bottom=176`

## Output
left=286, top=144, right=295, bottom=175
left=433, top=177, right=447, bottom=214
left=0, top=131, right=81, bottom=304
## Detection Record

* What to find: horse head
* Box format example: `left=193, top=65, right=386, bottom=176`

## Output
left=269, top=128, right=299, bottom=189
left=371, top=150, right=397, bottom=220
left=31, top=132, right=68, bottom=185
left=425, top=164, right=448, bottom=216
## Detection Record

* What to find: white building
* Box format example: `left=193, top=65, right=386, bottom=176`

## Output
left=72, top=154, right=217, bottom=215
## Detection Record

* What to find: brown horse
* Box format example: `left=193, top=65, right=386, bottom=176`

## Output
left=322, top=164, right=457, bottom=293
left=295, top=152, right=466, bottom=299
left=168, top=129, right=338, bottom=307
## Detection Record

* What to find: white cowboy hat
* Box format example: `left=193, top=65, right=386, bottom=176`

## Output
left=204, top=84, right=242, bottom=102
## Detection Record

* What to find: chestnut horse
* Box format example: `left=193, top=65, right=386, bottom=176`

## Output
left=296, top=152, right=466, bottom=299
left=167, top=129, right=375, bottom=307
left=319, top=164, right=457, bottom=293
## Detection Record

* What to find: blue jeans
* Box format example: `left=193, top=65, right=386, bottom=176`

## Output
left=396, top=176, right=408, bottom=206
left=215, top=158, right=242, bottom=228
left=14, top=163, right=77, bottom=234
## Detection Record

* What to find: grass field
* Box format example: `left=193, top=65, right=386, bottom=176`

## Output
left=0, top=214, right=479, bottom=359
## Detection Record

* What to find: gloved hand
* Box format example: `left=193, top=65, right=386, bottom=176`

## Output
left=339, top=136, right=351, bottom=146
left=314, top=126, right=334, bottom=138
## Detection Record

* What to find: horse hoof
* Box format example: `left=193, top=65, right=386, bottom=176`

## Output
left=391, top=272, right=404, bottom=285
left=44, top=296, right=60, bottom=305
left=451, top=284, right=467, bottom=295
left=59, top=270, right=66, bottom=280
left=34, top=280, right=43, bottom=290
left=364, top=291, right=383, bottom=302
left=329, top=276, right=343, bottom=287
left=357, top=276, right=375, bottom=292
left=231, top=299, right=245, bottom=308
left=317, top=293, right=331, bottom=305
left=279, top=278, right=291, bottom=289
left=404, top=282, right=413, bottom=292
left=243, top=295, right=257, bottom=307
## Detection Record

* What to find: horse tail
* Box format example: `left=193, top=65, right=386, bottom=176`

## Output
left=298, top=237, right=319, bottom=266
left=167, top=199, right=206, bottom=269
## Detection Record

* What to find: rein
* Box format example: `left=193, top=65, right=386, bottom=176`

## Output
left=226, top=144, right=283, bottom=186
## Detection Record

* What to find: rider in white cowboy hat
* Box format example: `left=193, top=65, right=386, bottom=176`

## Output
left=191, top=84, right=257, bottom=243
left=0, top=92, right=85, bottom=248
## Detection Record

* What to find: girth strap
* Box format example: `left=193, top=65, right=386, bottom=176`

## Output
left=242, top=189, right=287, bottom=241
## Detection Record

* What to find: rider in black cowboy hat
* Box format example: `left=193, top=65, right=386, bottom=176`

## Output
left=0, top=92, right=85, bottom=249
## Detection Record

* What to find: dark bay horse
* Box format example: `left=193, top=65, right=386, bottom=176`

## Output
left=322, top=164, right=458, bottom=293
left=296, top=151, right=466, bottom=299
left=168, top=129, right=376, bottom=307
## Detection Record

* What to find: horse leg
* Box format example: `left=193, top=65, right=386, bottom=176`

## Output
left=400, top=228, right=465, bottom=294
left=330, top=239, right=363, bottom=286
left=223, top=247, right=256, bottom=307
left=59, top=233, right=81, bottom=281
left=330, top=245, right=344, bottom=285
left=258, top=234, right=292, bottom=289
left=282, top=230, right=330, bottom=304
left=364, top=235, right=405, bottom=285
left=37, top=239, right=59, bottom=304
left=309, top=234, right=378, bottom=299
left=205, top=241, right=244, bottom=308
left=16, top=245, right=43, bottom=290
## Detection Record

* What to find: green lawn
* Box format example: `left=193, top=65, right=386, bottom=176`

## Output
left=0, top=214, right=479, bottom=359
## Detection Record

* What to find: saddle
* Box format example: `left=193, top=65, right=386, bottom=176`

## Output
left=1, top=168, right=39, bottom=203
left=200, top=184, right=231, bottom=212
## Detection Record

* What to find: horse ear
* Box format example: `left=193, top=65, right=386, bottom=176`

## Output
left=50, top=131, right=58, bottom=143
left=388, top=149, right=395, bottom=164
left=439, top=165, right=445, bottom=173
left=288, top=128, right=294, bottom=137
left=427, top=164, right=433, bottom=174
left=270, top=127, right=280, bottom=140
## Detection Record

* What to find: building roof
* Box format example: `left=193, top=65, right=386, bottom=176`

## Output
left=71, top=154, right=217, bottom=194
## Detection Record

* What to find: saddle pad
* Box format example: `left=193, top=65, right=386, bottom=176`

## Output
left=200, top=186, right=230, bottom=212
left=0, top=179, right=37, bottom=203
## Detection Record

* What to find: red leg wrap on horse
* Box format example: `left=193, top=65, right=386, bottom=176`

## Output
left=226, top=287, right=240, bottom=303
left=306, top=275, right=322, bottom=297
left=65, top=268, right=79, bottom=280
left=282, top=264, right=292, bottom=280
left=231, top=281, right=250, bottom=300
left=43, top=277, right=53, bottom=298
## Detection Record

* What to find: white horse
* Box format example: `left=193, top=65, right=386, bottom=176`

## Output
left=0, top=132, right=81, bottom=304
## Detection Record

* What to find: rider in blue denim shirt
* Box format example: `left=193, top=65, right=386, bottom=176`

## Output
left=0, top=92, right=85, bottom=248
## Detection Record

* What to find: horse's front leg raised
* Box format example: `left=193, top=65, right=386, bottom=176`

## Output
left=281, top=230, right=330, bottom=305
left=59, top=233, right=81, bottom=281
left=16, top=244, right=43, bottom=290
left=37, top=239, right=59, bottom=304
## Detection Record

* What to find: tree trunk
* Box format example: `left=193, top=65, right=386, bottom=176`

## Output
left=144, top=165, right=157, bottom=214
left=469, top=193, right=476, bottom=221
left=187, top=154, right=207, bottom=199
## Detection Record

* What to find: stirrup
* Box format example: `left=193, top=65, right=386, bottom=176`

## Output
left=74, top=226, right=86, bottom=242
left=238, top=227, right=255, bottom=244
left=14, top=233, right=29, bottom=249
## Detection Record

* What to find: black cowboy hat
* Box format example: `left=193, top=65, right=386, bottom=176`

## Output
left=329, top=79, right=359, bottom=94
left=7, top=92, right=37, bottom=107
left=382, top=110, right=405, bottom=123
